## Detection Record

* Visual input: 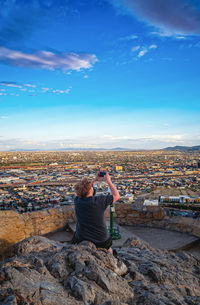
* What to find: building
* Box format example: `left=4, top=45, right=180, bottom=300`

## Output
left=115, top=166, right=123, bottom=171
left=144, top=199, right=158, bottom=206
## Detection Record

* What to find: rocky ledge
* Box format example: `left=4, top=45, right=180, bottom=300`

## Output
left=0, top=236, right=200, bottom=305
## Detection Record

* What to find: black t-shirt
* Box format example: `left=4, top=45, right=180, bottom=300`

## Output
left=74, top=194, right=113, bottom=243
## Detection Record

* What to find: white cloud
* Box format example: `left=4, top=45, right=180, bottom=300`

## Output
left=101, top=135, right=129, bottom=141
left=147, top=134, right=186, bottom=143
left=151, top=31, right=187, bottom=40
left=0, top=133, right=199, bottom=151
left=24, top=84, right=36, bottom=88
left=175, top=36, right=186, bottom=40
left=119, top=34, right=138, bottom=41
left=0, top=82, right=22, bottom=88
left=149, top=44, right=157, bottom=49
left=135, top=44, right=157, bottom=58
left=131, top=45, right=140, bottom=52
left=52, top=89, right=70, bottom=94
left=0, top=47, right=98, bottom=72
left=138, top=49, right=148, bottom=57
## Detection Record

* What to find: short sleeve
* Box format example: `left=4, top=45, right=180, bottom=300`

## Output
left=104, top=194, right=113, bottom=208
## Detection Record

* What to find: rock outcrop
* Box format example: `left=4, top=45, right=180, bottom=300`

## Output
left=0, top=235, right=200, bottom=305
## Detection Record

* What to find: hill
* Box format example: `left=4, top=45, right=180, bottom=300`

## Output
left=164, top=145, right=200, bottom=152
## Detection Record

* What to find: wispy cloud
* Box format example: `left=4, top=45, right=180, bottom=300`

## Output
left=111, top=0, right=200, bottom=36
left=149, top=44, right=157, bottom=49
left=138, top=49, right=148, bottom=58
left=119, top=34, right=138, bottom=41
left=0, top=81, right=71, bottom=96
left=24, top=84, right=36, bottom=88
left=0, top=81, right=22, bottom=88
left=151, top=31, right=187, bottom=40
left=0, top=47, right=98, bottom=72
left=131, top=45, right=140, bottom=52
left=52, top=89, right=70, bottom=94
left=132, top=44, right=157, bottom=58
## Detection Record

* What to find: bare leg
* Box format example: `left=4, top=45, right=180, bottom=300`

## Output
left=108, top=247, right=113, bottom=255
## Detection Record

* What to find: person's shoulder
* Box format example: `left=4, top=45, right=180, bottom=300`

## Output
left=94, top=194, right=113, bottom=208
left=94, top=194, right=110, bottom=204
left=74, top=196, right=81, bottom=203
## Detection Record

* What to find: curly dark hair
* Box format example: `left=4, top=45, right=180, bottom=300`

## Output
left=74, top=177, right=92, bottom=198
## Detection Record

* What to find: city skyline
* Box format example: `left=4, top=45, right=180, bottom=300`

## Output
left=0, top=0, right=200, bottom=151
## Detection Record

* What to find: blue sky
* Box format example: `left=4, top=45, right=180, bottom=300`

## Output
left=0, top=0, right=200, bottom=150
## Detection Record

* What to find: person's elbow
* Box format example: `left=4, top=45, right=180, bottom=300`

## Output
left=113, top=194, right=120, bottom=203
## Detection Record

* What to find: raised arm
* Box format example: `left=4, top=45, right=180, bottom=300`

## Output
left=91, top=173, right=100, bottom=187
left=104, top=172, right=120, bottom=203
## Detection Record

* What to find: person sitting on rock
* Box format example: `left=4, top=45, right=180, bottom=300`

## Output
left=72, top=170, right=120, bottom=254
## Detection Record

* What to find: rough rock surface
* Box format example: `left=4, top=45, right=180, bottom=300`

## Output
left=0, top=235, right=200, bottom=305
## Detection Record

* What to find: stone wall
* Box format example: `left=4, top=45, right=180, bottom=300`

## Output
left=113, top=203, right=200, bottom=239
left=0, top=206, right=75, bottom=253
left=0, top=204, right=165, bottom=252
left=1, top=203, right=200, bottom=254
left=149, top=216, right=200, bottom=238
left=114, top=203, right=166, bottom=225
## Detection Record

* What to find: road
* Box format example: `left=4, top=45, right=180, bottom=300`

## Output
left=0, top=173, right=198, bottom=188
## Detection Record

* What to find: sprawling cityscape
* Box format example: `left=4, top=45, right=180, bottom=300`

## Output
left=1, top=0, right=200, bottom=303
left=0, top=150, right=199, bottom=214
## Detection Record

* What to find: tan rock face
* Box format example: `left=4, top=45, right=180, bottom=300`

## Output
left=0, top=206, right=75, bottom=254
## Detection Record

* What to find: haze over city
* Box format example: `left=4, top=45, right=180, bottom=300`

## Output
left=0, top=0, right=200, bottom=150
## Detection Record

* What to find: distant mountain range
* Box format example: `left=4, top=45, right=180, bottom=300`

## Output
left=8, top=145, right=200, bottom=152
left=164, top=145, right=200, bottom=152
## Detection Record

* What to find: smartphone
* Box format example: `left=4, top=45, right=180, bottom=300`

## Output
left=99, top=171, right=106, bottom=177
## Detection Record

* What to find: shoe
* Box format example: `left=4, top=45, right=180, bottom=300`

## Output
left=113, top=249, right=118, bottom=257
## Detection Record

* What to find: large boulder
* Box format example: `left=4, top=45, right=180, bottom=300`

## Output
left=0, top=236, right=133, bottom=305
